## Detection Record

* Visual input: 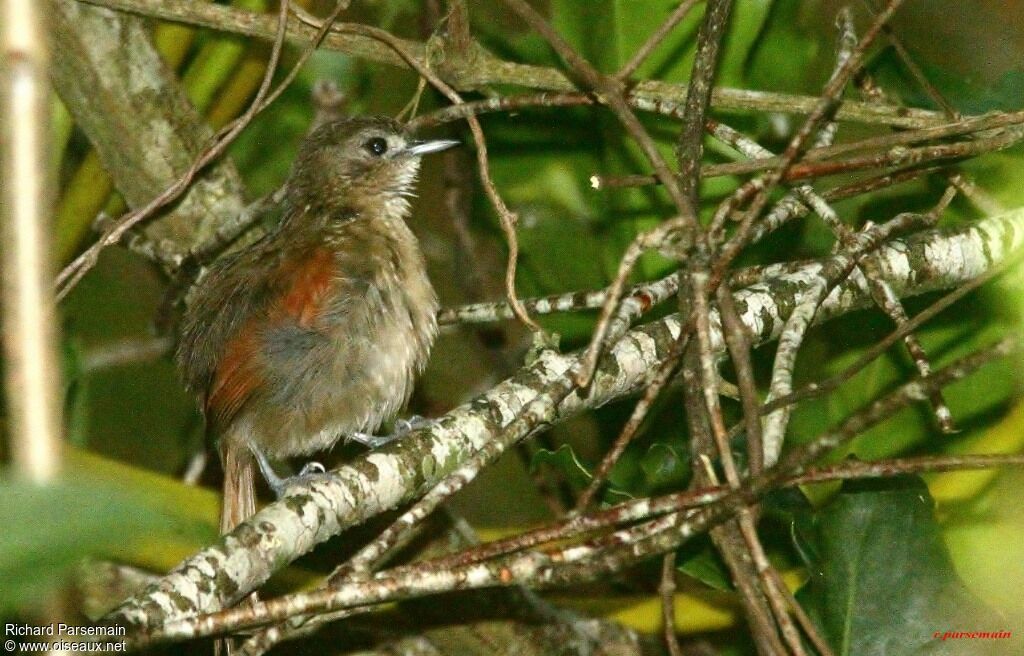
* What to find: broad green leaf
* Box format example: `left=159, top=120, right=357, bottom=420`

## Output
left=796, top=476, right=1005, bottom=655
left=606, top=428, right=647, bottom=494
left=61, top=336, right=90, bottom=447
left=551, top=0, right=771, bottom=85
left=481, top=112, right=612, bottom=341
left=763, top=486, right=819, bottom=568
left=594, top=396, right=691, bottom=499
left=0, top=468, right=208, bottom=614
left=872, top=49, right=1024, bottom=115
left=746, top=1, right=827, bottom=94
left=942, top=467, right=1024, bottom=626
left=179, top=0, right=268, bottom=114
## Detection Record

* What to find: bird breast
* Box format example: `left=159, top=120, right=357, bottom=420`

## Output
left=249, top=215, right=438, bottom=458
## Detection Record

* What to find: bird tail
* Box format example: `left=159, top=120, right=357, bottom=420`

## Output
left=216, top=432, right=260, bottom=655
left=220, top=435, right=257, bottom=535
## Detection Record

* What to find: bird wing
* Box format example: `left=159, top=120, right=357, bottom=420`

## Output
left=205, top=320, right=264, bottom=431
left=204, top=245, right=339, bottom=430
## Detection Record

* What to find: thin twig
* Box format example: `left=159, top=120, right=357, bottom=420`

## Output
left=716, top=282, right=763, bottom=475
left=947, top=173, right=1004, bottom=216
left=756, top=243, right=1024, bottom=420
left=710, top=0, right=907, bottom=289
left=741, top=164, right=946, bottom=248
left=864, top=0, right=959, bottom=117
left=240, top=356, right=579, bottom=651
left=711, top=116, right=958, bottom=439
left=500, top=0, right=698, bottom=226
left=760, top=209, right=935, bottom=464
left=675, top=0, right=733, bottom=208
left=691, top=271, right=740, bottom=487
left=574, top=332, right=689, bottom=511
left=131, top=371, right=1023, bottom=645
left=439, top=269, right=680, bottom=326
left=592, top=114, right=1024, bottom=190
left=660, top=552, right=683, bottom=656
left=764, top=561, right=835, bottom=656
left=99, top=172, right=1019, bottom=638
left=412, top=93, right=1024, bottom=173
left=576, top=218, right=689, bottom=386
left=424, top=452, right=1024, bottom=574
left=617, top=0, right=703, bottom=80
left=735, top=516, right=809, bottom=656
left=691, top=267, right=793, bottom=654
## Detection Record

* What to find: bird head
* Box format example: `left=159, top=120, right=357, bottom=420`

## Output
left=285, top=116, right=458, bottom=220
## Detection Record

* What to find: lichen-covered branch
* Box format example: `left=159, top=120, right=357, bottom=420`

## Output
left=104, top=208, right=1024, bottom=638
left=129, top=338, right=1016, bottom=646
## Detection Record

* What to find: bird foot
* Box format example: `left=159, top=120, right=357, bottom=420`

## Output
left=251, top=447, right=332, bottom=499
left=348, top=415, right=433, bottom=448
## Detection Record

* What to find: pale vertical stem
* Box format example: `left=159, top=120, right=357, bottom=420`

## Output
left=2, top=0, right=64, bottom=481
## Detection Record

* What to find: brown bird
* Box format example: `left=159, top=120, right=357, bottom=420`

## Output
left=175, top=116, right=456, bottom=533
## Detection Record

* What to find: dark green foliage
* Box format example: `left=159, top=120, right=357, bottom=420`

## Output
left=795, top=476, right=1007, bottom=655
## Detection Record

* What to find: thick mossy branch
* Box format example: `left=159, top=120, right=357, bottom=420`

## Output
left=50, top=0, right=246, bottom=260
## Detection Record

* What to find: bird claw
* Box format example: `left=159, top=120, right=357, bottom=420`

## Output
left=348, top=416, right=434, bottom=449
left=298, top=461, right=326, bottom=476
left=348, top=431, right=399, bottom=449
left=271, top=464, right=333, bottom=499
left=251, top=446, right=331, bottom=499
left=394, top=414, right=430, bottom=434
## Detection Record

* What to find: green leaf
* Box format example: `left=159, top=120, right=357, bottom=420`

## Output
left=543, top=0, right=775, bottom=286
left=551, top=0, right=771, bottom=85
left=677, top=539, right=733, bottom=592
left=0, top=471, right=196, bottom=614
left=796, top=476, right=1005, bottom=655
left=61, top=336, right=90, bottom=447
left=179, top=0, right=268, bottom=115
left=745, top=2, right=827, bottom=94
left=872, top=49, right=1024, bottom=115
left=762, top=487, right=819, bottom=567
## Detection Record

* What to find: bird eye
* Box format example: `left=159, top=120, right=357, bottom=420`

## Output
left=364, top=137, right=388, bottom=157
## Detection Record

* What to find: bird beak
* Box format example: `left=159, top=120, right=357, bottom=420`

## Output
left=405, top=139, right=459, bottom=156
